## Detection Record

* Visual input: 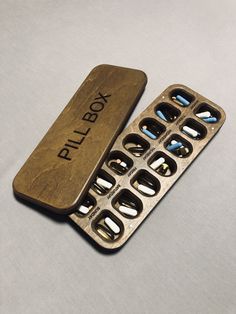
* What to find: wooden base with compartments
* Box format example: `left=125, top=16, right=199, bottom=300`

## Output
left=70, top=84, right=226, bottom=250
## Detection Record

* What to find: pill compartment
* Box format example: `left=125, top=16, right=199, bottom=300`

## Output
left=148, top=151, right=177, bottom=177
left=195, top=103, right=221, bottom=123
left=181, top=118, right=207, bottom=140
left=123, top=134, right=150, bottom=157
left=165, top=134, right=193, bottom=158
left=170, top=89, right=194, bottom=107
left=91, top=170, right=115, bottom=195
left=93, top=210, right=124, bottom=242
left=139, top=118, right=166, bottom=140
left=155, top=103, right=181, bottom=123
left=107, top=151, right=133, bottom=175
left=112, top=189, right=143, bottom=218
left=75, top=194, right=96, bottom=217
left=131, top=169, right=161, bottom=197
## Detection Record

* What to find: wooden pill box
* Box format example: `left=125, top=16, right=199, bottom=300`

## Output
left=13, top=65, right=147, bottom=213
left=70, top=84, right=226, bottom=250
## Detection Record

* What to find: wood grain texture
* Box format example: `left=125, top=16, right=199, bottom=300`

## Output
left=70, top=84, right=226, bottom=250
left=13, top=64, right=147, bottom=213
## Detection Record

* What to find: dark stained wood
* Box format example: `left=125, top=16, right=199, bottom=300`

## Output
left=13, top=65, right=147, bottom=213
left=70, top=84, right=226, bottom=250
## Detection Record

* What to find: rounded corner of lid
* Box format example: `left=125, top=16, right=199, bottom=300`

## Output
left=90, top=64, right=110, bottom=73
left=136, top=69, right=148, bottom=85
left=12, top=174, right=21, bottom=195
left=51, top=200, right=78, bottom=215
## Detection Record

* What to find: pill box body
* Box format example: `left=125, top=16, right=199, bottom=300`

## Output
left=70, top=84, right=226, bottom=250
left=13, top=65, right=147, bottom=214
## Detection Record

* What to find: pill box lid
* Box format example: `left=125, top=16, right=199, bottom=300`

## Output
left=13, top=64, right=147, bottom=214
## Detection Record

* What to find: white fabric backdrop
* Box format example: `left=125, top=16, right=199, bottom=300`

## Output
left=1, top=1, right=235, bottom=313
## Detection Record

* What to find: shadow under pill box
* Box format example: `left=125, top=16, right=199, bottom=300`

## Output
left=70, top=84, right=226, bottom=250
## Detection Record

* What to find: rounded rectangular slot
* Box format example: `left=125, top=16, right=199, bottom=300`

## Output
left=181, top=118, right=207, bottom=140
left=155, top=102, right=181, bottom=123
left=107, top=151, right=133, bottom=175
left=75, top=194, right=96, bottom=217
left=195, top=103, right=221, bottom=123
left=91, top=170, right=115, bottom=195
left=131, top=169, right=161, bottom=197
left=139, top=118, right=166, bottom=140
left=123, top=134, right=150, bottom=157
left=165, top=134, right=193, bottom=158
left=112, top=189, right=143, bottom=219
left=93, top=210, right=124, bottom=242
left=148, top=151, right=177, bottom=177
left=170, top=89, right=194, bottom=107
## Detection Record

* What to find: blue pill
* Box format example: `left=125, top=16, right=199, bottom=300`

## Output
left=167, top=142, right=183, bottom=151
left=176, top=95, right=190, bottom=107
left=203, top=117, right=217, bottom=123
left=141, top=127, right=157, bottom=140
left=156, top=110, right=167, bottom=121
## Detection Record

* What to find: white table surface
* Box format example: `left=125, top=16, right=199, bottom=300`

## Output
left=1, top=1, right=235, bottom=313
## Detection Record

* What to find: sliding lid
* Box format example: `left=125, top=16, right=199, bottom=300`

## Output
left=13, top=64, right=147, bottom=214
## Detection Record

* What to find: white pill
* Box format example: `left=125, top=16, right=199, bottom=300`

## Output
left=183, top=126, right=199, bottom=138
left=196, top=111, right=211, bottom=118
left=78, top=205, right=90, bottom=214
left=97, top=177, right=113, bottom=189
left=138, top=184, right=155, bottom=196
left=120, top=161, right=127, bottom=168
left=171, top=140, right=178, bottom=145
left=150, top=157, right=165, bottom=170
left=119, top=205, right=138, bottom=217
left=104, top=217, right=120, bottom=234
